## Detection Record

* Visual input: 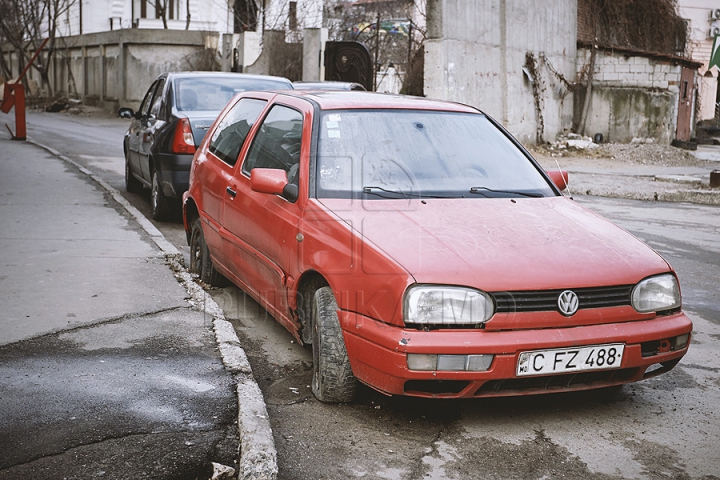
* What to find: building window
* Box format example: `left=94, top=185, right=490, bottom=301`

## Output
left=288, top=1, right=298, bottom=30
left=136, top=0, right=178, bottom=20
left=233, top=0, right=259, bottom=32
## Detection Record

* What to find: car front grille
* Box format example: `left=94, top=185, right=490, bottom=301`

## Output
left=491, top=285, right=633, bottom=313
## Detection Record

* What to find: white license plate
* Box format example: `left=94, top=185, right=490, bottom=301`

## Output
left=516, top=344, right=624, bottom=377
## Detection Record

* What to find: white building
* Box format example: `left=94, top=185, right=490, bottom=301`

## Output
left=677, top=1, right=720, bottom=121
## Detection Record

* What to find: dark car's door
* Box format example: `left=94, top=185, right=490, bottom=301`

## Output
left=128, top=82, right=157, bottom=177
left=138, top=77, right=166, bottom=182
left=223, top=100, right=308, bottom=322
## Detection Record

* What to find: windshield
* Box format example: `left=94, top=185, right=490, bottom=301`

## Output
left=174, top=77, right=290, bottom=112
left=316, top=110, right=555, bottom=199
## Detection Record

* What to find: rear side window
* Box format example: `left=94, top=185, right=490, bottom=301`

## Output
left=209, top=98, right=267, bottom=166
left=242, top=105, right=303, bottom=184
left=149, top=78, right=166, bottom=117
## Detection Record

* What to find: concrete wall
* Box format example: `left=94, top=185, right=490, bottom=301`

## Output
left=424, top=0, right=578, bottom=144
left=1, top=29, right=218, bottom=112
left=577, top=48, right=682, bottom=143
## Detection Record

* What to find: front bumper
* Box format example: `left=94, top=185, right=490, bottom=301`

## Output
left=340, top=310, right=693, bottom=398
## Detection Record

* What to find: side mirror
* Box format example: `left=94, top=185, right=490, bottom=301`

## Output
left=546, top=169, right=569, bottom=191
left=118, top=107, right=135, bottom=119
left=251, top=168, right=298, bottom=202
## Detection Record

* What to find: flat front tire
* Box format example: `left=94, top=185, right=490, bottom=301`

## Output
left=312, top=286, right=357, bottom=403
left=189, top=219, right=226, bottom=287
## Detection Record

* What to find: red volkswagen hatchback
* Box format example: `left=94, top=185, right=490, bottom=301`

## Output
left=183, top=91, right=692, bottom=403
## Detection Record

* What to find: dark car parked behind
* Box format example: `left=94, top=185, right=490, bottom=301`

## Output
left=119, top=72, right=293, bottom=220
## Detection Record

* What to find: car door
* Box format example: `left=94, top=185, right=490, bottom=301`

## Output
left=128, top=82, right=157, bottom=177
left=223, top=98, right=310, bottom=321
left=200, top=96, right=270, bottom=266
left=138, top=77, right=166, bottom=182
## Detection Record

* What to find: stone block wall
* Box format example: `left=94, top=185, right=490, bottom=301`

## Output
left=576, top=47, right=684, bottom=143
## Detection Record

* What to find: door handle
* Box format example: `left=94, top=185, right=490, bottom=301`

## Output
left=226, top=186, right=237, bottom=198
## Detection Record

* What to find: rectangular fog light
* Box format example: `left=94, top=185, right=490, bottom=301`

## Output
left=467, top=354, right=493, bottom=371
left=675, top=334, right=689, bottom=350
left=407, top=354, right=437, bottom=371
left=437, top=355, right=467, bottom=371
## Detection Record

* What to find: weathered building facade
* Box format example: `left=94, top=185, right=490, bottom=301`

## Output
left=424, top=0, right=701, bottom=144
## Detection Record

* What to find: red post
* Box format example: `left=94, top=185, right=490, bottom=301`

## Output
left=14, top=84, right=26, bottom=140
left=1, top=83, right=26, bottom=140
left=1, top=38, right=47, bottom=141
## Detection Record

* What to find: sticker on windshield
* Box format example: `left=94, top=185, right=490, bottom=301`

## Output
left=328, top=114, right=342, bottom=122
left=328, top=130, right=341, bottom=138
left=326, top=120, right=339, bottom=129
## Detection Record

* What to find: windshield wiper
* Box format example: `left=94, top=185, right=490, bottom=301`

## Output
left=469, top=186, right=544, bottom=198
left=362, top=186, right=462, bottom=199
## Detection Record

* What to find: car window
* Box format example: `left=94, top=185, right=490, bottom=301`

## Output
left=208, top=98, right=267, bottom=166
left=174, top=76, right=291, bottom=112
left=149, top=78, right=166, bottom=117
left=139, top=80, right=158, bottom=117
left=242, top=105, right=303, bottom=184
left=316, top=110, right=556, bottom=199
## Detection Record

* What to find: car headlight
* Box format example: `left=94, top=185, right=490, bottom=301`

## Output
left=404, top=285, right=494, bottom=326
left=631, top=274, right=681, bottom=313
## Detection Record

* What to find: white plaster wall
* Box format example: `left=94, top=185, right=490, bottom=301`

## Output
left=424, top=0, right=577, bottom=144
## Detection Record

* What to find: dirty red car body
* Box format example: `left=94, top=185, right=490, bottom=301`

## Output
left=183, top=91, right=692, bottom=402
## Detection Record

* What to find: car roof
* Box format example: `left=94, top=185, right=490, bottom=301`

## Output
left=163, top=71, right=293, bottom=85
left=277, top=90, right=480, bottom=113
left=293, top=81, right=366, bottom=91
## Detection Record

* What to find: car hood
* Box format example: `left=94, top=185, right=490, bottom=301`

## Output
left=317, top=196, right=670, bottom=291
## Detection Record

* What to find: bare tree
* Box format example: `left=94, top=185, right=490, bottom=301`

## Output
left=155, top=0, right=169, bottom=29
left=0, top=0, right=76, bottom=95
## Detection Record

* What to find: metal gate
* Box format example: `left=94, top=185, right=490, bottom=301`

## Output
left=324, top=41, right=372, bottom=91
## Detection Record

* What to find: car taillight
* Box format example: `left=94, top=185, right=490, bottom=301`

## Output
left=172, top=117, right=196, bottom=154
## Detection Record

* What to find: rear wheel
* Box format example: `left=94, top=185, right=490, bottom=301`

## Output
left=189, top=219, right=227, bottom=287
left=125, top=153, right=143, bottom=194
left=312, top=286, right=357, bottom=403
left=151, top=170, right=171, bottom=221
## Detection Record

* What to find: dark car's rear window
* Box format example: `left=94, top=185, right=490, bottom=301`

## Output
left=316, top=109, right=555, bottom=199
left=174, top=77, right=291, bottom=111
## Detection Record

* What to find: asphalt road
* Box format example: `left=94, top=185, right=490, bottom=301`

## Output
left=22, top=110, right=720, bottom=479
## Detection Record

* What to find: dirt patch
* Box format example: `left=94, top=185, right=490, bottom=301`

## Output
left=528, top=142, right=715, bottom=168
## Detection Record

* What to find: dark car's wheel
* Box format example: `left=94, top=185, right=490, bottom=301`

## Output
left=190, top=219, right=227, bottom=287
left=312, top=286, right=357, bottom=403
left=151, top=170, right=171, bottom=221
left=125, top=154, right=143, bottom=194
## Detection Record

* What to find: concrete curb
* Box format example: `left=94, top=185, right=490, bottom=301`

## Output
left=27, top=138, right=279, bottom=480
left=574, top=187, right=720, bottom=205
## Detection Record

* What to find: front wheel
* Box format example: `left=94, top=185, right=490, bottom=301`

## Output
left=312, top=286, right=357, bottom=403
left=151, top=170, right=171, bottom=221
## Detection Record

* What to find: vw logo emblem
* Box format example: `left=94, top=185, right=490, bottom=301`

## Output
left=558, top=290, right=579, bottom=316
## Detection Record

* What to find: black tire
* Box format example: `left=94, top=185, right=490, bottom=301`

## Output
left=312, top=286, right=357, bottom=403
left=189, top=218, right=227, bottom=287
left=125, top=153, right=143, bottom=194
left=151, top=170, right=171, bottom=221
